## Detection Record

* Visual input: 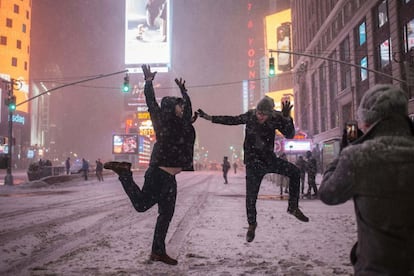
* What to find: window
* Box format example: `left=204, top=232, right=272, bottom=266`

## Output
left=22, top=24, right=26, bottom=33
left=0, top=36, right=7, bottom=45
left=6, top=18, right=12, bottom=28
left=403, top=19, right=414, bottom=53
left=359, top=22, right=366, bottom=45
left=360, top=56, right=368, bottom=81
left=26, top=10, right=30, bottom=20
left=14, top=4, right=19, bottom=14
left=24, top=61, right=28, bottom=71
left=16, top=40, right=22, bottom=49
left=377, top=0, right=388, bottom=28
left=379, top=39, right=391, bottom=67
left=12, top=57, right=18, bottom=67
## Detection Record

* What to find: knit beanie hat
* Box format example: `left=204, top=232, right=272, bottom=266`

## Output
left=256, top=96, right=275, bottom=115
left=357, top=84, right=408, bottom=125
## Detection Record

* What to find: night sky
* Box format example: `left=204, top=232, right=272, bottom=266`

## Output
left=30, top=0, right=266, bottom=163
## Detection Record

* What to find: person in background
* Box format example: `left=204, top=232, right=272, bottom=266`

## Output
left=95, top=158, right=104, bottom=182
left=198, top=96, right=309, bottom=243
left=81, top=158, right=89, bottom=181
left=279, top=153, right=289, bottom=195
left=65, top=157, right=71, bottom=175
left=305, top=151, right=318, bottom=198
left=221, top=156, right=231, bottom=184
left=319, top=84, right=414, bottom=275
left=104, top=65, right=195, bottom=266
left=233, top=162, right=238, bottom=174
left=295, top=156, right=306, bottom=195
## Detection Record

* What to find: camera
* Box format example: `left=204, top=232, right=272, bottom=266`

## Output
left=345, top=121, right=358, bottom=142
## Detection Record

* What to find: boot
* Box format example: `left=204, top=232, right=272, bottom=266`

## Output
left=287, top=206, right=309, bottom=222
left=103, top=161, right=131, bottom=176
left=149, top=252, right=178, bottom=265
left=246, top=222, right=257, bottom=242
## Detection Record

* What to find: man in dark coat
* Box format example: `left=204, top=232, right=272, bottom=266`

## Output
left=104, top=65, right=195, bottom=266
left=222, top=156, right=231, bottom=184
left=305, top=151, right=317, bottom=197
left=319, top=84, right=414, bottom=275
left=295, top=156, right=306, bottom=194
left=198, top=96, right=309, bottom=243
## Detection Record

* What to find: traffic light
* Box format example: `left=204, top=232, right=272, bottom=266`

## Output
left=4, top=95, right=16, bottom=112
left=122, top=74, right=130, bottom=93
left=269, top=57, right=275, bottom=77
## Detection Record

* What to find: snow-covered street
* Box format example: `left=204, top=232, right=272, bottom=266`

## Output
left=0, top=171, right=355, bottom=275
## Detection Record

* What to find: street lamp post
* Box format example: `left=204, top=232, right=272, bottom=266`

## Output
left=4, top=79, right=21, bottom=186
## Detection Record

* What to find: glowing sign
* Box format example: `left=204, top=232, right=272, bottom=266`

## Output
left=125, top=0, right=171, bottom=70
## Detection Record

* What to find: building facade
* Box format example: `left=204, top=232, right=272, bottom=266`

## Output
left=0, top=0, right=32, bottom=168
left=291, top=0, right=414, bottom=169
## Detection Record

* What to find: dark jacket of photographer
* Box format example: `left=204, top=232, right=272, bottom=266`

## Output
left=144, top=82, right=192, bottom=168
left=319, top=115, right=414, bottom=275
left=211, top=110, right=294, bottom=165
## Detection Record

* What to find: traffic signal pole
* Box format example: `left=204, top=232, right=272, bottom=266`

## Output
left=3, top=69, right=128, bottom=185
left=269, top=49, right=407, bottom=85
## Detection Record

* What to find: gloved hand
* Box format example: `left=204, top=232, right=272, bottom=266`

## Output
left=174, top=78, right=187, bottom=92
left=197, top=109, right=212, bottom=121
left=141, top=64, right=157, bottom=81
left=281, top=100, right=293, bottom=117
left=191, top=111, right=198, bottom=123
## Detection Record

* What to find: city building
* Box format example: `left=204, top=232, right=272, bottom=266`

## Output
left=291, top=0, right=414, bottom=169
left=0, top=0, right=32, bottom=168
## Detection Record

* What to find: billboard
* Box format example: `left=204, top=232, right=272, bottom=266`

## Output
left=125, top=0, right=171, bottom=71
left=265, top=9, right=292, bottom=73
left=112, top=134, right=139, bottom=154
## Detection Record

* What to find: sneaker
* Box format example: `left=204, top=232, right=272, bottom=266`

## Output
left=149, top=253, right=178, bottom=265
left=287, top=207, right=309, bottom=222
left=103, top=161, right=131, bottom=175
left=246, top=222, right=257, bottom=242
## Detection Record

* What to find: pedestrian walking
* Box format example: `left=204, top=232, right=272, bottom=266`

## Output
left=221, top=156, right=231, bottom=184
left=305, top=151, right=317, bottom=198
left=233, top=162, right=238, bottom=174
left=65, top=157, right=71, bottom=175
left=104, top=65, right=195, bottom=266
left=198, top=95, right=309, bottom=243
left=95, top=158, right=104, bottom=182
left=295, top=156, right=306, bottom=195
left=81, top=158, right=89, bottom=181
left=319, top=84, right=414, bottom=275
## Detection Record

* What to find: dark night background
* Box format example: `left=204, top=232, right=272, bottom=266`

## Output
left=30, top=0, right=268, bottom=163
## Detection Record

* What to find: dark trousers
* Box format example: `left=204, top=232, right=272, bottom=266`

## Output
left=299, top=172, right=305, bottom=194
left=307, top=173, right=318, bottom=195
left=245, top=157, right=300, bottom=225
left=223, top=170, right=229, bottom=184
left=118, top=166, right=177, bottom=255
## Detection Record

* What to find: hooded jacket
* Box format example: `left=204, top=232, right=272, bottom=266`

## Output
left=211, top=110, right=294, bottom=165
left=319, top=115, right=414, bottom=275
left=144, top=81, right=193, bottom=168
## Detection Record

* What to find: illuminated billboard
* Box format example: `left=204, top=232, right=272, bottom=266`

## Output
left=125, top=0, right=171, bottom=71
left=265, top=9, right=292, bottom=73
left=112, top=134, right=139, bottom=154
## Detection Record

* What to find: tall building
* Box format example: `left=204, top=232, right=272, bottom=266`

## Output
left=291, top=0, right=414, bottom=169
left=0, top=0, right=32, bottom=168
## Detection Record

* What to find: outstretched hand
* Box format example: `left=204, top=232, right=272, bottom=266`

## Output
left=197, top=109, right=212, bottom=121
left=141, top=64, right=157, bottom=81
left=175, top=78, right=187, bottom=92
left=281, top=100, right=293, bottom=117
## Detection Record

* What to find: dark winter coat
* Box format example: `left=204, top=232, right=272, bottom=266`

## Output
left=180, top=87, right=196, bottom=171
left=144, top=81, right=193, bottom=168
left=212, top=109, right=294, bottom=165
left=319, top=115, right=414, bottom=275
left=306, top=157, right=317, bottom=176
left=222, top=160, right=231, bottom=172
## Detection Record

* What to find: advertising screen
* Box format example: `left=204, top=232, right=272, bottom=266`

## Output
left=112, top=134, right=139, bottom=154
left=125, top=0, right=171, bottom=71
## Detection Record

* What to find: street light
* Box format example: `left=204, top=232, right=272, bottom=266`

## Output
left=3, top=79, right=22, bottom=185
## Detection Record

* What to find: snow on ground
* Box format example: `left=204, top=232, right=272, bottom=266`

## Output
left=0, top=171, right=356, bottom=275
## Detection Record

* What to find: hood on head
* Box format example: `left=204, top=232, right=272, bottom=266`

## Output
left=161, top=96, right=183, bottom=115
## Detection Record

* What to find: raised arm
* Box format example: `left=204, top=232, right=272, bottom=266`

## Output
left=142, top=65, right=160, bottom=116
left=175, top=78, right=192, bottom=122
